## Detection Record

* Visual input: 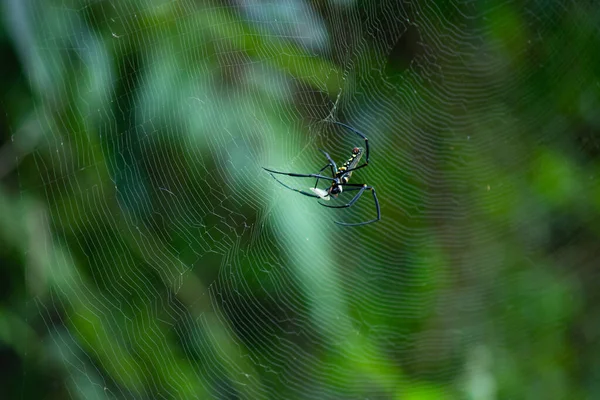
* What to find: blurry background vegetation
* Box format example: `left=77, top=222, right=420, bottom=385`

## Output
left=1, top=0, right=599, bottom=399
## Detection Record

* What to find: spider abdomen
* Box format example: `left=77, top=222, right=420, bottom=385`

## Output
left=336, top=147, right=364, bottom=181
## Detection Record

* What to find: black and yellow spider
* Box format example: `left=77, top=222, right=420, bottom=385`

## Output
left=263, top=121, right=380, bottom=226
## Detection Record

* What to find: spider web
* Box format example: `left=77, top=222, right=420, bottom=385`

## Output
left=7, top=0, right=600, bottom=398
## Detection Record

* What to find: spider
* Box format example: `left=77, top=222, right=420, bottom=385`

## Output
left=263, top=121, right=380, bottom=226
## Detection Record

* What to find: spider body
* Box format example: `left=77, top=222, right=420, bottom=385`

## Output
left=338, top=146, right=364, bottom=184
left=263, top=121, right=380, bottom=226
left=313, top=146, right=363, bottom=200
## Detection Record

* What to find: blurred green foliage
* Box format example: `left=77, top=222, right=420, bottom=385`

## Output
left=1, top=0, right=599, bottom=399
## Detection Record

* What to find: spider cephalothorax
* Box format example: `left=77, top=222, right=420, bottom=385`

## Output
left=330, top=182, right=342, bottom=195
left=263, top=121, right=380, bottom=226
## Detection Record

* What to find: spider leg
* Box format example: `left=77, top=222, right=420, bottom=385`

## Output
left=319, top=185, right=368, bottom=209
left=330, top=121, right=370, bottom=164
left=262, top=167, right=335, bottom=181
left=318, top=148, right=338, bottom=172
left=317, top=163, right=332, bottom=174
left=319, top=184, right=380, bottom=226
left=314, top=162, right=335, bottom=189
left=338, top=163, right=368, bottom=174
left=267, top=173, right=320, bottom=198
left=320, top=184, right=364, bottom=203
left=336, top=187, right=380, bottom=226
